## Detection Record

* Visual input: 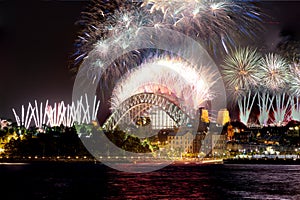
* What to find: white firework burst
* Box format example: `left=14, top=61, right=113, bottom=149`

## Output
left=111, top=56, right=217, bottom=114
left=289, top=61, right=300, bottom=96
left=75, top=0, right=152, bottom=64
left=73, top=0, right=263, bottom=67
left=142, top=0, right=263, bottom=54
left=259, top=53, right=290, bottom=91
left=221, top=47, right=262, bottom=90
left=221, top=47, right=261, bottom=125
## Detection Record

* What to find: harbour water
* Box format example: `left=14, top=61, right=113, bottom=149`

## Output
left=1, top=162, right=300, bottom=199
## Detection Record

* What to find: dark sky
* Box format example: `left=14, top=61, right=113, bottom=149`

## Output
left=0, top=0, right=84, bottom=119
left=0, top=0, right=300, bottom=120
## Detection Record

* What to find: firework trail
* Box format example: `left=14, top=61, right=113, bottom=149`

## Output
left=257, top=90, right=273, bottom=126
left=272, top=92, right=291, bottom=125
left=12, top=95, right=100, bottom=129
left=237, top=91, right=257, bottom=125
left=290, top=97, right=300, bottom=122
left=74, top=0, right=151, bottom=64
left=73, top=0, right=158, bottom=75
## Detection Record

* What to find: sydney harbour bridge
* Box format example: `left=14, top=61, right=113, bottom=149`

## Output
left=102, top=92, right=195, bottom=131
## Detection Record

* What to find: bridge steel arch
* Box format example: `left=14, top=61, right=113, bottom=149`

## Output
left=102, top=93, right=192, bottom=131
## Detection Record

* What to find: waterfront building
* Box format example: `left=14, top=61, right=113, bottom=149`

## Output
left=287, top=124, right=300, bottom=137
left=193, top=133, right=206, bottom=155
left=227, top=123, right=234, bottom=140
left=200, top=133, right=226, bottom=157
left=167, top=131, right=194, bottom=154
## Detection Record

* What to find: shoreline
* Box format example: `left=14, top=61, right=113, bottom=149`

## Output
left=3, top=157, right=300, bottom=165
left=224, top=157, right=300, bottom=165
left=0, top=156, right=223, bottom=165
left=0, top=156, right=98, bottom=164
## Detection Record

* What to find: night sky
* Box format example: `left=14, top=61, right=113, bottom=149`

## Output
left=0, top=0, right=300, bottom=120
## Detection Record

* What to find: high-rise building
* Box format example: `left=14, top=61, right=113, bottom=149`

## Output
left=198, top=107, right=209, bottom=132
left=201, top=109, right=210, bottom=123
left=217, top=108, right=230, bottom=126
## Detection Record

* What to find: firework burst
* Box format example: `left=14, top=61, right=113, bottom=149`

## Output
left=221, top=47, right=262, bottom=91
left=72, top=0, right=264, bottom=128
left=221, top=47, right=261, bottom=125
left=256, top=54, right=291, bottom=125
left=74, top=0, right=152, bottom=66
left=259, top=53, right=290, bottom=91
left=288, top=61, right=300, bottom=122
left=73, top=0, right=263, bottom=68
left=288, top=61, right=300, bottom=96
left=111, top=55, right=217, bottom=115
left=142, top=0, right=263, bottom=54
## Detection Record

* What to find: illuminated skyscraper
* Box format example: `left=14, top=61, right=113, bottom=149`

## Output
left=198, top=107, right=210, bottom=132
left=217, top=108, right=230, bottom=126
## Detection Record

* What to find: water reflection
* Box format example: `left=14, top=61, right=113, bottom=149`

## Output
left=1, top=163, right=300, bottom=199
